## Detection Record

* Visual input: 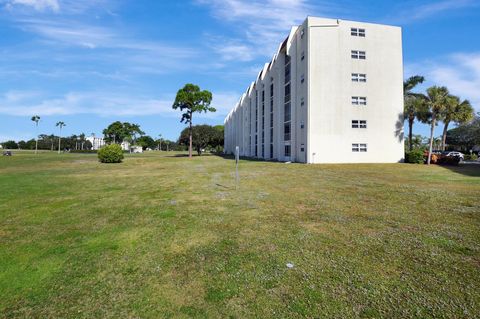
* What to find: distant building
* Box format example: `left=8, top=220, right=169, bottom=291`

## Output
left=224, top=17, right=404, bottom=163
left=86, top=135, right=105, bottom=150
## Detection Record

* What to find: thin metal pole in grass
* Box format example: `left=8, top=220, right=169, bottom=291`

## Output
left=235, top=146, right=240, bottom=189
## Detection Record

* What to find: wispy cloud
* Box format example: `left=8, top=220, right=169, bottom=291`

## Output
left=405, top=52, right=480, bottom=112
left=197, top=0, right=337, bottom=59
left=2, top=0, right=114, bottom=14
left=391, top=0, right=479, bottom=23
left=0, top=90, right=241, bottom=118
left=5, top=0, right=60, bottom=12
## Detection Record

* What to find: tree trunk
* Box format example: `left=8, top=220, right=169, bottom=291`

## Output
left=441, top=121, right=450, bottom=151
left=408, top=115, right=414, bottom=151
left=427, top=115, right=436, bottom=165
left=35, top=123, right=38, bottom=155
left=188, top=115, right=193, bottom=158
left=58, top=137, right=61, bottom=154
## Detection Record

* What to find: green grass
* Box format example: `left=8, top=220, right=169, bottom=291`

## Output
left=1, top=151, right=479, bottom=318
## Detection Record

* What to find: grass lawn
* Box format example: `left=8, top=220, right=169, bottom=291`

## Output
left=0, top=151, right=479, bottom=318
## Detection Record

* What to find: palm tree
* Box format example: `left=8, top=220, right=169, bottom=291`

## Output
left=403, top=76, right=425, bottom=151
left=31, top=115, right=41, bottom=155
left=440, top=96, right=474, bottom=151
left=56, top=121, right=66, bottom=154
left=158, top=134, right=162, bottom=151
left=424, top=86, right=449, bottom=165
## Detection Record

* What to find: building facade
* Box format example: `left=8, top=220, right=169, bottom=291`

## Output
left=224, top=17, right=404, bottom=163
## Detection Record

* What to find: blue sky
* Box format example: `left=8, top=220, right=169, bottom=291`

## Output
left=0, top=0, right=479, bottom=142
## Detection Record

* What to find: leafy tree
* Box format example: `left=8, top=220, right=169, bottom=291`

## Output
left=31, top=115, right=40, bottom=154
left=403, top=76, right=426, bottom=151
left=446, top=113, right=480, bottom=151
left=440, top=96, right=474, bottom=150
left=424, top=86, right=449, bottom=165
left=103, top=121, right=126, bottom=144
left=178, top=125, right=224, bottom=155
left=2, top=140, right=18, bottom=149
left=56, top=121, right=66, bottom=154
left=103, top=121, right=144, bottom=144
left=172, top=84, right=214, bottom=158
left=137, top=135, right=156, bottom=150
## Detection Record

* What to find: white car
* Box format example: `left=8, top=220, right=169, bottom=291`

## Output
left=444, top=151, right=464, bottom=160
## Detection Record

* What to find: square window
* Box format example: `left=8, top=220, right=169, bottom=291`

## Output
left=351, top=96, right=359, bottom=105
left=352, top=120, right=359, bottom=128
left=359, top=97, right=367, bottom=105
left=360, top=144, right=367, bottom=152
left=360, top=120, right=367, bottom=128
left=352, top=143, right=359, bottom=152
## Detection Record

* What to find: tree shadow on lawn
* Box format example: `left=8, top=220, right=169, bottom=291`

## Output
left=437, top=162, right=480, bottom=177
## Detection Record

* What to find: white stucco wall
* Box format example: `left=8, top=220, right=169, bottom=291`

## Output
left=224, top=16, right=404, bottom=164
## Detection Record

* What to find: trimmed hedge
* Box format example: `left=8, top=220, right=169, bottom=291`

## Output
left=405, top=149, right=424, bottom=164
left=98, top=144, right=124, bottom=163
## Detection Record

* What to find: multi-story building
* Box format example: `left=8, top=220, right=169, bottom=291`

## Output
left=224, top=17, right=404, bottom=163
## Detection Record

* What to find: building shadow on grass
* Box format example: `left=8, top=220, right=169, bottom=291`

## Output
left=438, top=162, right=480, bottom=177
left=218, top=153, right=288, bottom=164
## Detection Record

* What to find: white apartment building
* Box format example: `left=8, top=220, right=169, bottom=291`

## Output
left=224, top=17, right=404, bottom=163
left=86, top=135, right=106, bottom=150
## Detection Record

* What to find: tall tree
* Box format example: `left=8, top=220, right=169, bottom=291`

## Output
left=31, top=115, right=40, bottom=154
left=424, top=86, right=449, bottom=164
left=178, top=125, right=224, bottom=156
left=403, top=75, right=425, bottom=151
left=172, top=84, right=214, bottom=158
left=56, top=121, right=66, bottom=154
left=440, top=96, right=474, bottom=150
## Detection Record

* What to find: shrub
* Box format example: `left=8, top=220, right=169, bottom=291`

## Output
left=98, top=144, right=124, bottom=163
left=405, top=149, right=424, bottom=164
left=464, top=153, right=478, bottom=161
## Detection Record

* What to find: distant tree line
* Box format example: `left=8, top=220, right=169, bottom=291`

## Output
left=1, top=134, right=92, bottom=151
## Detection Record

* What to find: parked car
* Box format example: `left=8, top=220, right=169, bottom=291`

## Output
left=443, top=151, right=464, bottom=160
left=3, top=151, right=12, bottom=156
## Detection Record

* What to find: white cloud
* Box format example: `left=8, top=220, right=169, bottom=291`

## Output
left=7, top=0, right=59, bottom=12
left=0, top=90, right=241, bottom=119
left=391, top=0, right=479, bottom=23
left=405, top=52, right=480, bottom=112
left=197, top=0, right=335, bottom=59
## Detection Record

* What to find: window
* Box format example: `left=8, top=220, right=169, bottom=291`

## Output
left=300, top=29, right=305, bottom=39
left=300, top=120, right=305, bottom=129
left=285, top=145, right=291, bottom=157
left=351, top=73, right=367, bottom=82
left=351, top=28, right=366, bottom=37
left=284, top=123, right=291, bottom=141
left=284, top=83, right=291, bottom=103
left=352, top=120, right=367, bottom=128
left=301, top=97, right=305, bottom=106
left=301, top=74, right=305, bottom=83
left=351, top=50, right=366, bottom=59
left=352, top=96, right=367, bottom=106
left=352, top=143, right=367, bottom=152
left=270, top=144, right=273, bottom=158
left=284, top=102, right=291, bottom=122
left=301, top=51, right=305, bottom=61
